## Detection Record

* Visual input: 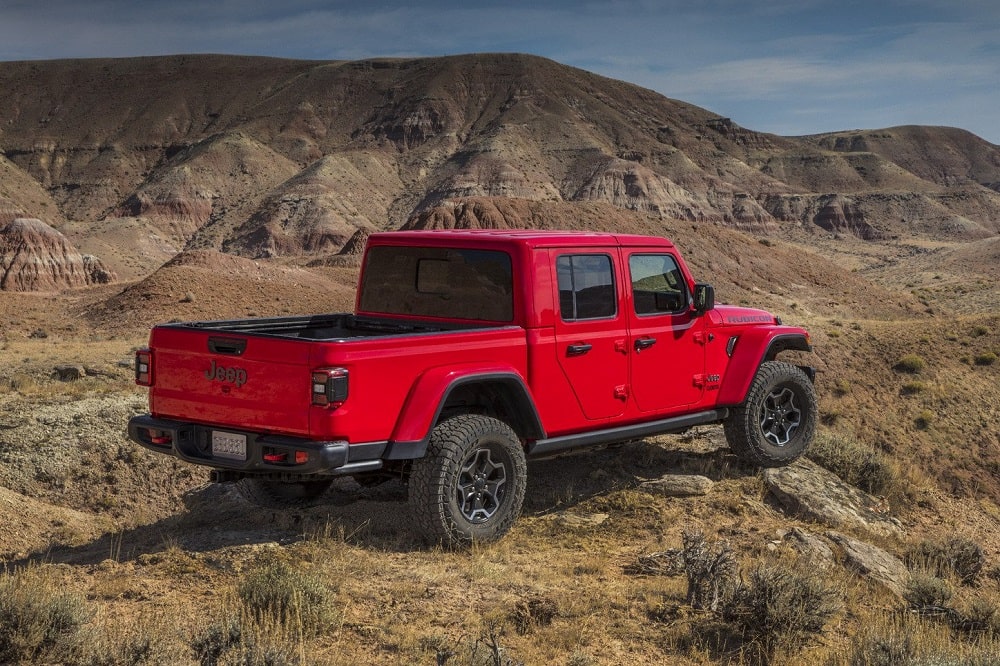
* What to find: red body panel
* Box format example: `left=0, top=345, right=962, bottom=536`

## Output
left=150, top=327, right=315, bottom=435
left=150, top=326, right=529, bottom=444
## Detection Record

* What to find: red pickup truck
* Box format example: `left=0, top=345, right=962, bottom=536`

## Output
left=129, top=230, right=816, bottom=545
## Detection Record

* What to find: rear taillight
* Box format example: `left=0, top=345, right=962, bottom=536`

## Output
left=149, top=430, right=172, bottom=446
left=311, top=368, right=348, bottom=407
left=135, top=349, right=153, bottom=386
left=263, top=448, right=310, bottom=465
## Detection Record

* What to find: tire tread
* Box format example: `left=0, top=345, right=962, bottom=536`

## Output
left=409, top=414, right=526, bottom=546
left=724, top=361, right=817, bottom=467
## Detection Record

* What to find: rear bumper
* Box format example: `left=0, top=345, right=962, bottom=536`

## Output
left=127, top=414, right=385, bottom=477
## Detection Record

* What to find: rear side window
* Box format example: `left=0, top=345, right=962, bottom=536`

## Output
left=557, top=254, right=616, bottom=320
left=360, top=246, right=513, bottom=321
left=629, top=254, right=688, bottom=315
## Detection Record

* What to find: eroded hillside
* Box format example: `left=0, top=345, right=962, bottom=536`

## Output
left=1, top=54, right=999, bottom=288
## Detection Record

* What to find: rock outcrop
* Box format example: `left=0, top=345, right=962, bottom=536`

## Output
left=0, top=218, right=117, bottom=291
left=640, top=474, right=715, bottom=497
left=763, top=458, right=903, bottom=537
left=811, top=194, right=883, bottom=239
left=827, top=531, right=911, bottom=597
left=307, top=227, right=374, bottom=268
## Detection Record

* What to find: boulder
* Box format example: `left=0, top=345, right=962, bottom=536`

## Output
left=554, top=512, right=609, bottom=529
left=640, top=474, right=715, bottom=497
left=52, top=365, right=86, bottom=381
left=827, top=531, right=910, bottom=597
left=763, top=458, right=903, bottom=537
left=782, top=527, right=835, bottom=568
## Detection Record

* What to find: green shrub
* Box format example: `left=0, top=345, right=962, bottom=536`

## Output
left=720, top=565, right=841, bottom=663
left=806, top=432, right=896, bottom=495
left=237, top=556, right=338, bottom=637
left=953, top=595, right=1000, bottom=636
left=915, top=410, right=935, bottom=430
left=906, top=537, right=985, bottom=586
left=901, top=380, right=927, bottom=395
left=894, top=354, right=926, bottom=373
left=843, top=617, right=1000, bottom=666
left=72, top=617, right=183, bottom=666
left=904, top=573, right=953, bottom=609
left=974, top=352, right=998, bottom=366
left=680, top=530, right=738, bottom=612
left=190, top=617, right=297, bottom=666
left=191, top=619, right=242, bottom=666
left=0, top=565, right=90, bottom=664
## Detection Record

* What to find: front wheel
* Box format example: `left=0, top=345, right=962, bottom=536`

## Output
left=409, top=414, right=527, bottom=547
left=724, top=361, right=816, bottom=467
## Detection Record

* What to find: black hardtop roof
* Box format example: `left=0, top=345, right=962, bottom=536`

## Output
left=367, top=228, right=677, bottom=250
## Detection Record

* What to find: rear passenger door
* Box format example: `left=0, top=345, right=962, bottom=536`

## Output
left=626, top=252, right=705, bottom=413
left=552, top=252, right=629, bottom=420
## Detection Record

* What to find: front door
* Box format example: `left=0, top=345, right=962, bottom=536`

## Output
left=625, top=252, right=705, bottom=413
left=552, top=252, right=629, bottom=420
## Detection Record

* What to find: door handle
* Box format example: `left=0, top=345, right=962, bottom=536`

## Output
left=634, top=337, right=657, bottom=352
left=566, top=343, right=593, bottom=356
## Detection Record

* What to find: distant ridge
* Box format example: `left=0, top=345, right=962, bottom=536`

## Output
left=0, top=53, right=998, bottom=287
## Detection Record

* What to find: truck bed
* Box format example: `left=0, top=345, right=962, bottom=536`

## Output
left=169, top=313, right=494, bottom=341
left=144, top=313, right=527, bottom=442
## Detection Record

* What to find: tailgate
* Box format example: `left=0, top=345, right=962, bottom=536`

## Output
left=148, top=327, right=313, bottom=436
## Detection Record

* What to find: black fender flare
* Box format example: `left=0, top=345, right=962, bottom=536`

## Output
left=384, top=371, right=545, bottom=460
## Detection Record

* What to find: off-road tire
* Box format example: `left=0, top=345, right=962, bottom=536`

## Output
left=233, top=477, right=334, bottom=509
left=724, top=361, right=816, bottom=467
left=409, top=414, right=527, bottom=547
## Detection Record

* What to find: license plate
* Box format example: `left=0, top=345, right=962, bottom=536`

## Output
left=211, top=431, right=247, bottom=461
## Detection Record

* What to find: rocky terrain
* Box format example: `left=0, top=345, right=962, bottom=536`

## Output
left=0, top=53, right=998, bottom=664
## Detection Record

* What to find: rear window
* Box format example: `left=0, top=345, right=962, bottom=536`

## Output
left=359, top=246, right=514, bottom=322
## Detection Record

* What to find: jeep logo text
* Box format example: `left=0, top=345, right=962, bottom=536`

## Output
left=205, top=360, right=247, bottom=387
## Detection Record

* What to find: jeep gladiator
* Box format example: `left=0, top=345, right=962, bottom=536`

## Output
left=129, top=230, right=816, bottom=545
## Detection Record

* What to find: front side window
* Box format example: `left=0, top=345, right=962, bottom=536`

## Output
left=557, top=254, right=616, bottom=321
left=630, top=254, right=688, bottom=315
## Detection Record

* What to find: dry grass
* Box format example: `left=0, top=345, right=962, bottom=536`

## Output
left=806, top=431, right=899, bottom=496
left=0, top=564, right=90, bottom=664
left=0, top=337, right=141, bottom=402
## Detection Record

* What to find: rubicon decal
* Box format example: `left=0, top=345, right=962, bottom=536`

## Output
left=726, top=314, right=773, bottom=324
left=205, top=360, right=247, bottom=387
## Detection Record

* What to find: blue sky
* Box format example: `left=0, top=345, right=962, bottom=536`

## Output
left=1, top=0, right=998, bottom=143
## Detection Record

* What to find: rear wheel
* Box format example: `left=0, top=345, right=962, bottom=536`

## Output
left=724, top=361, right=816, bottom=467
left=409, top=414, right=527, bottom=547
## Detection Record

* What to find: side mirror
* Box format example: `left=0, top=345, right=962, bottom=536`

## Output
left=693, top=283, right=715, bottom=315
